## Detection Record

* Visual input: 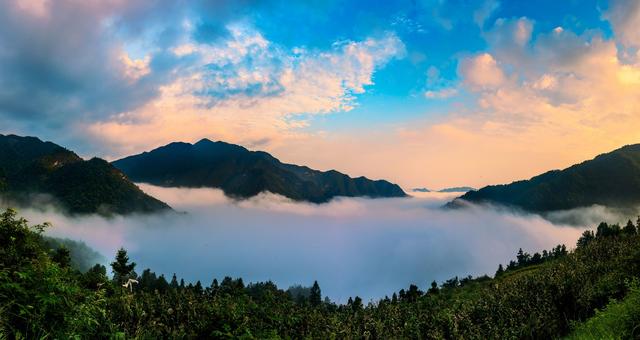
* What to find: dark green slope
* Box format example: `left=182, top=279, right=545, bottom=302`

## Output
left=112, top=139, right=407, bottom=203
left=0, top=134, right=170, bottom=215
left=452, top=144, right=640, bottom=212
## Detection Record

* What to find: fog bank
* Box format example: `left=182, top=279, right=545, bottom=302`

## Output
left=9, top=185, right=603, bottom=301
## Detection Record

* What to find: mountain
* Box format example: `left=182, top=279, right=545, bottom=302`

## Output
left=412, top=188, right=431, bottom=193
left=450, top=144, right=640, bottom=212
left=0, top=134, right=170, bottom=215
left=112, top=139, right=407, bottom=203
left=438, top=187, right=475, bottom=193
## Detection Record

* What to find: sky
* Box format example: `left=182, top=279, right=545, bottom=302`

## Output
left=1, top=0, right=640, bottom=189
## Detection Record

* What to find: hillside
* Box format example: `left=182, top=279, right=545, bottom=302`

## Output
left=450, top=144, right=640, bottom=212
left=112, top=139, right=407, bottom=203
left=0, top=134, right=170, bottom=215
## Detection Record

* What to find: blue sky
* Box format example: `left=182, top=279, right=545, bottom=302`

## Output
left=0, top=0, right=639, bottom=188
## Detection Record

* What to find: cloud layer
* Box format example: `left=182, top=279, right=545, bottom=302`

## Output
left=13, top=185, right=594, bottom=302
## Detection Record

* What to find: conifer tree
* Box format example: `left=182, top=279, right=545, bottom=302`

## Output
left=309, top=280, right=322, bottom=306
left=111, top=247, right=135, bottom=284
left=623, top=219, right=637, bottom=235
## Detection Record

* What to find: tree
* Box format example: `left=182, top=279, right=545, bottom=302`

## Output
left=139, top=268, right=157, bottom=291
left=194, top=280, right=203, bottom=295
left=352, top=296, right=363, bottom=312
left=516, top=248, right=531, bottom=265
left=495, top=264, right=505, bottom=277
left=623, top=219, right=637, bottom=235
left=577, top=230, right=595, bottom=248
left=596, top=222, right=609, bottom=238
left=406, top=284, right=423, bottom=302
left=428, top=280, right=439, bottom=294
left=208, top=278, right=219, bottom=297
left=170, top=273, right=179, bottom=289
left=531, top=252, right=542, bottom=265
left=82, top=264, right=107, bottom=289
left=52, top=246, right=71, bottom=268
left=111, top=247, right=135, bottom=284
left=309, top=280, right=322, bottom=306
left=156, top=274, right=169, bottom=292
left=597, top=222, right=621, bottom=238
left=442, top=276, right=459, bottom=289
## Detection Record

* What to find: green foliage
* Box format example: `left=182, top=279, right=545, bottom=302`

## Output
left=309, top=280, right=322, bottom=306
left=52, top=246, right=71, bottom=268
left=567, top=279, right=640, bottom=339
left=2, top=208, right=640, bottom=338
left=110, top=248, right=135, bottom=285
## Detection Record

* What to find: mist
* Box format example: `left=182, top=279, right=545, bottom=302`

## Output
left=8, top=185, right=610, bottom=302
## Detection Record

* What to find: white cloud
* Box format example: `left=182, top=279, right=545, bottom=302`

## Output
left=88, top=27, right=405, bottom=157
left=473, top=0, right=500, bottom=27
left=605, top=0, right=640, bottom=49
left=458, top=53, right=505, bottom=89
left=425, top=88, right=458, bottom=99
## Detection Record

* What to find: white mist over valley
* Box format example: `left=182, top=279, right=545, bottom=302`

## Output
left=7, top=185, right=606, bottom=301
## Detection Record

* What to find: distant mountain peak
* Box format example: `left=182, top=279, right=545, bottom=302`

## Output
left=194, top=138, right=214, bottom=145
left=412, top=188, right=431, bottom=193
left=438, top=186, right=475, bottom=193
left=113, top=140, right=407, bottom=203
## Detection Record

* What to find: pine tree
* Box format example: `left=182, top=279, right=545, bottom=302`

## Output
left=352, top=296, right=363, bottom=311
left=495, top=264, right=505, bottom=277
left=111, top=247, right=135, bottom=284
left=577, top=230, right=595, bottom=248
left=309, top=280, right=322, bottom=306
left=156, top=274, right=169, bottom=292
left=170, top=273, right=179, bottom=289
left=623, top=219, right=637, bottom=235
left=194, top=280, right=203, bottom=294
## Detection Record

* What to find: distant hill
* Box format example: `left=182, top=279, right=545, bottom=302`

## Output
left=112, top=139, right=407, bottom=203
left=450, top=144, right=640, bottom=212
left=438, top=187, right=475, bottom=193
left=0, top=134, right=170, bottom=215
left=412, top=188, right=431, bottom=193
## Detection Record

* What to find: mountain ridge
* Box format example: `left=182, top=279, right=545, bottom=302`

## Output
left=449, top=143, right=640, bottom=212
left=113, top=138, right=407, bottom=203
left=0, top=134, right=170, bottom=215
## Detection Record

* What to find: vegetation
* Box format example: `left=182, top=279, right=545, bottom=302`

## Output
left=42, top=236, right=105, bottom=272
left=566, top=279, right=640, bottom=339
left=452, top=143, right=640, bottom=212
left=112, top=138, right=407, bottom=203
left=2, top=208, right=640, bottom=338
left=0, top=134, right=170, bottom=215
